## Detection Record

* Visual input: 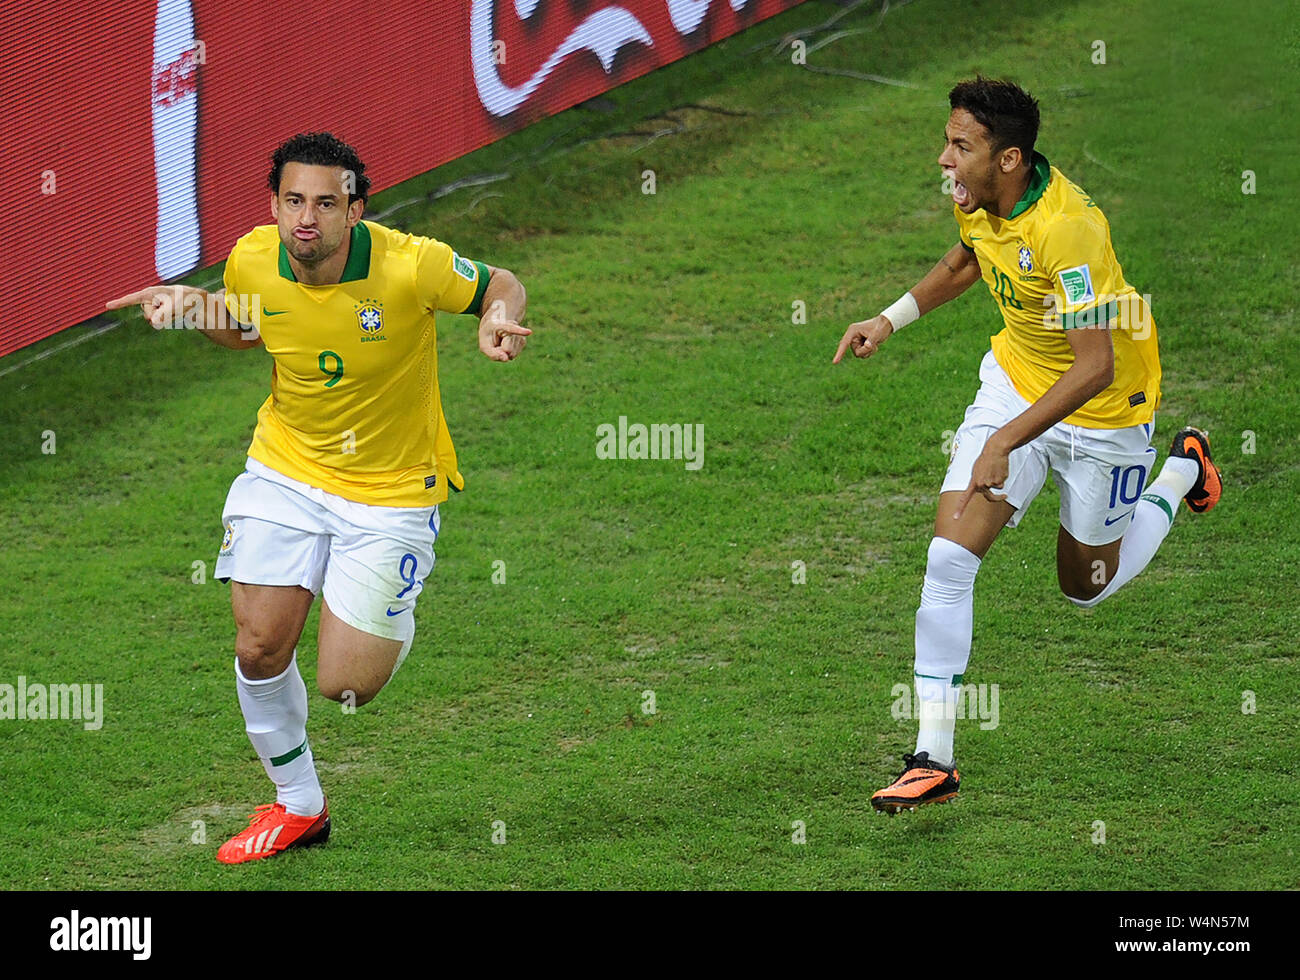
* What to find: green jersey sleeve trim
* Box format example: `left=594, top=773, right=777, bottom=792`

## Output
left=1060, top=299, right=1119, bottom=330
left=465, top=261, right=491, bottom=316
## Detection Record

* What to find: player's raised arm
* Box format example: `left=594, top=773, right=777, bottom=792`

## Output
left=106, top=285, right=262, bottom=350
left=477, top=265, right=530, bottom=362
left=832, top=241, right=982, bottom=364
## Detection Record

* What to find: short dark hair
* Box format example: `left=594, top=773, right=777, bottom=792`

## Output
left=267, top=131, right=371, bottom=205
left=948, top=76, right=1040, bottom=164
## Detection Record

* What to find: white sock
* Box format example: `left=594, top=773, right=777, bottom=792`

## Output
left=915, top=675, right=961, bottom=768
left=236, top=653, right=325, bottom=816
left=1069, top=454, right=1199, bottom=609
left=913, top=537, right=981, bottom=767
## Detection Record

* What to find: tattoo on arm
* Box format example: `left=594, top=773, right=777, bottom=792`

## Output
left=942, top=258, right=958, bottom=274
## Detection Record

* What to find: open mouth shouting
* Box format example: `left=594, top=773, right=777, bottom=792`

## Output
left=944, top=169, right=971, bottom=208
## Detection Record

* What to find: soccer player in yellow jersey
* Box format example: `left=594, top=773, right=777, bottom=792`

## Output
left=108, top=132, right=530, bottom=861
left=832, top=79, right=1223, bottom=812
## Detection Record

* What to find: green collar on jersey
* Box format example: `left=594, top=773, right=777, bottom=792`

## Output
left=278, top=221, right=372, bottom=284
left=1006, top=152, right=1051, bottom=219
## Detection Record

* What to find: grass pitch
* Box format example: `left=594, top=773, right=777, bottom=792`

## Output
left=1, top=0, right=1297, bottom=890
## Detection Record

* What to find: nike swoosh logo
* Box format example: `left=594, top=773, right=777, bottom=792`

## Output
left=386, top=607, right=403, bottom=617
left=969, top=235, right=981, bottom=240
left=263, top=308, right=289, bottom=316
left=1104, top=509, right=1135, bottom=526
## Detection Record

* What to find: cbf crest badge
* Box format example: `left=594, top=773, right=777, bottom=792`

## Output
left=356, top=299, right=386, bottom=342
left=1017, top=245, right=1034, bottom=274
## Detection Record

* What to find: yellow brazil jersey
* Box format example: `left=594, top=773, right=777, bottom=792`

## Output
left=221, top=220, right=489, bottom=506
left=954, top=152, right=1160, bottom=428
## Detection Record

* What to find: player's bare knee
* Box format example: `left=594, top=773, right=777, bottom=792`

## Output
left=315, top=660, right=384, bottom=707
left=1062, top=582, right=1104, bottom=602
left=234, top=630, right=293, bottom=678
left=1060, top=572, right=1105, bottom=605
left=317, top=675, right=381, bottom=706
left=1060, top=552, right=1117, bottom=603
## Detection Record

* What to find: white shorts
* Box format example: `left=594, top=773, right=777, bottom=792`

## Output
left=214, top=459, right=440, bottom=640
left=942, top=350, right=1157, bottom=546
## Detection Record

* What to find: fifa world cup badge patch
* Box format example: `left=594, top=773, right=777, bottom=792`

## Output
left=1059, top=264, right=1095, bottom=304
left=452, top=252, right=476, bottom=282
left=220, top=520, right=235, bottom=555
left=356, top=299, right=386, bottom=342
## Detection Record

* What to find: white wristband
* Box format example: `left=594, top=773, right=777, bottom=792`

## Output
left=879, top=292, right=920, bottom=333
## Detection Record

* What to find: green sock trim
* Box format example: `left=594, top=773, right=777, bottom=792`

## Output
left=269, top=739, right=308, bottom=767
left=1141, top=492, right=1175, bottom=525
left=915, top=672, right=963, bottom=686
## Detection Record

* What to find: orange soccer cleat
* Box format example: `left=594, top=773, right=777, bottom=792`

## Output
left=216, top=799, right=330, bottom=864
left=871, top=752, right=961, bottom=814
left=1170, top=427, right=1222, bottom=514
